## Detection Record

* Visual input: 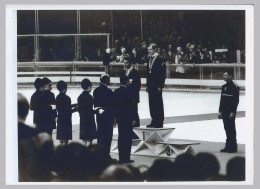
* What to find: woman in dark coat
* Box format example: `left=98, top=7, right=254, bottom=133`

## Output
left=56, top=80, right=77, bottom=145
left=77, top=78, right=97, bottom=147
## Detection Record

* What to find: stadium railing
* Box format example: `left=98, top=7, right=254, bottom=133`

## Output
left=17, top=61, right=245, bottom=89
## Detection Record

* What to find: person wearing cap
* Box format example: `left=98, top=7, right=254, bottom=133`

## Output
left=93, top=74, right=116, bottom=161
left=123, top=57, right=141, bottom=137
left=146, top=43, right=166, bottom=128
left=218, top=71, right=239, bottom=153
left=114, top=75, right=135, bottom=163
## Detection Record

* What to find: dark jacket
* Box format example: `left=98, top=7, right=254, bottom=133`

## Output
left=146, top=54, right=166, bottom=89
left=43, top=90, right=57, bottom=130
left=56, top=93, right=77, bottom=140
left=18, top=122, right=40, bottom=141
left=103, top=53, right=113, bottom=66
left=219, top=81, right=240, bottom=113
left=77, top=91, right=97, bottom=140
left=30, top=90, right=49, bottom=131
left=114, top=86, right=135, bottom=121
left=124, top=68, right=141, bottom=103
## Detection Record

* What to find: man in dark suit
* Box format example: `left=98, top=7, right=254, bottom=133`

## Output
left=93, top=74, right=116, bottom=161
left=114, top=75, right=135, bottom=163
left=218, top=71, right=240, bottom=153
left=123, top=57, right=141, bottom=128
left=146, top=43, right=166, bottom=128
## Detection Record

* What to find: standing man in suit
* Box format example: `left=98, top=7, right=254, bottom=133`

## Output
left=146, top=43, right=166, bottom=128
left=123, top=57, right=141, bottom=129
left=114, top=75, right=135, bottom=163
left=218, top=71, right=240, bottom=153
left=93, top=74, right=116, bottom=161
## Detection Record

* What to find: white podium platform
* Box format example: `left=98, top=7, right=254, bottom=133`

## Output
left=111, top=127, right=200, bottom=158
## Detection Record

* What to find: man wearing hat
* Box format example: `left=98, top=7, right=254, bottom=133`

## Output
left=146, top=43, right=166, bottom=128
left=93, top=74, right=116, bottom=161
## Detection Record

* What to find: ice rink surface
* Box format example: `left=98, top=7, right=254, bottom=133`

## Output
left=17, top=88, right=246, bottom=144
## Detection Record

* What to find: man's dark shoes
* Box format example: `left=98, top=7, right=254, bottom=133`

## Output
left=119, top=160, right=134, bottom=163
left=220, top=148, right=237, bottom=153
left=146, top=124, right=154, bottom=128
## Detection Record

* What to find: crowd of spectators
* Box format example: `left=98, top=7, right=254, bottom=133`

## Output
left=18, top=93, right=245, bottom=182
left=17, top=10, right=245, bottom=63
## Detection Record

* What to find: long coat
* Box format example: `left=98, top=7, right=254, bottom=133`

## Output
left=77, top=91, right=97, bottom=140
left=43, top=90, right=57, bottom=130
left=56, top=93, right=76, bottom=140
left=30, top=90, right=49, bottom=132
left=125, top=68, right=141, bottom=103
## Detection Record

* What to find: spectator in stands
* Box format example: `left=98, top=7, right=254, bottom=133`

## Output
left=188, top=44, right=200, bottom=63
left=175, top=47, right=187, bottom=75
left=93, top=74, right=116, bottom=162
left=136, top=42, right=148, bottom=64
left=212, top=55, right=220, bottom=63
left=172, top=153, right=197, bottom=181
left=200, top=48, right=212, bottom=63
left=103, top=48, right=114, bottom=74
left=77, top=78, right=97, bottom=147
left=145, top=159, right=175, bottom=181
left=114, top=75, right=135, bottom=163
left=219, top=53, right=229, bottom=63
left=18, top=93, right=53, bottom=181
left=117, top=47, right=130, bottom=63
left=30, top=78, right=48, bottom=133
left=226, top=157, right=245, bottom=181
left=146, top=43, right=166, bottom=128
left=42, top=77, right=57, bottom=136
left=56, top=80, right=78, bottom=146
left=166, top=44, right=175, bottom=63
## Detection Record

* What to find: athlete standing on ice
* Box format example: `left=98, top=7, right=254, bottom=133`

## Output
left=218, top=71, right=239, bottom=153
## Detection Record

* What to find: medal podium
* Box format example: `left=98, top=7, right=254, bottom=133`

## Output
left=111, top=127, right=199, bottom=158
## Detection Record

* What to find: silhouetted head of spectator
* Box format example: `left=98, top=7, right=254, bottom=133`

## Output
left=100, top=164, right=135, bottom=182
left=18, top=93, right=29, bottom=122
left=106, top=48, right=111, bottom=54
left=34, top=78, right=45, bottom=91
left=42, top=77, right=52, bottom=91
left=121, top=47, right=126, bottom=54
left=186, top=43, right=191, bottom=49
left=226, top=157, right=245, bottom=181
left=194, top=153, right=220, bottom=181
left=56, top=80, right=67, bottom=93
left=172, top=153, right=197, bottom=181
left=81, top=78, right=92, bottom=92
left=168, top=44, right=172, bottom=51
left=177, top=47, right=182, bottom=53
left=84, top=144, right=112, bottom=181
left=100, top=74, right=110, bottom=86
left=53, top=143, right=89, bottom=181
left=120, top=75, right=130, bottom=87
left=141, top=42, right=147, bottom=49
left=146, top=159, right=175, bottom=181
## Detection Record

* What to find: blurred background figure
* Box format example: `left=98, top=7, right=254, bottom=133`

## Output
left=226, top=157, right=245, bottom=181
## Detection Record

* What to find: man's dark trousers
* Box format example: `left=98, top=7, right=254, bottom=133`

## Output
left=222, top=112, right=237, bottom=150
left=148, top=87, right=164, bottom=128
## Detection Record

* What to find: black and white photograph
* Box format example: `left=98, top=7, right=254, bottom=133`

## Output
left=6, top=4, right=254, bottom=184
